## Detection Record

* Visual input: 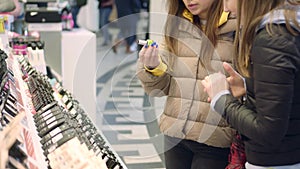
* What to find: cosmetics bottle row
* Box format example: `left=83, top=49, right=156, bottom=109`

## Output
left=0, top=38, right=127, bottom=169
left=0, top=48, right=30, bottom=169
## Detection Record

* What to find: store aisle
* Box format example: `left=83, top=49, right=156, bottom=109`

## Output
left=95, top=16, right=166, bottom=169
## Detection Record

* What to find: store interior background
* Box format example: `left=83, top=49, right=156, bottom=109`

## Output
left=66, top=0, right=169, bottom=169
left=0, top=0, right=172, bottom=169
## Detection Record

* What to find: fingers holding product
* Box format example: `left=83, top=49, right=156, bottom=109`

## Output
left=144, top=43, right=160, bottom=69
left=223, top=62, right=246, bottom=98
left=223, top=62, right=237, bottom=77
left=138, top=39, right=160, bottom=69
left=201, top=73, right=229, bottom=99
left=138, top=44, right=147, bottom=62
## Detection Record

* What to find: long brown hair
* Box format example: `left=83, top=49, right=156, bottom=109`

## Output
left=164, top=0, right=223, bottom=66
left=235, top=0, right=300, bottom=77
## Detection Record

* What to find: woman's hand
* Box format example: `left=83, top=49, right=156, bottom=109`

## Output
left=0, top=112, right=25, bottom=169
left=201, top=72, right=229, bottom=100
left=138, top=40, right=160, bottom=69
left=223, top=62, right=246, bottom=98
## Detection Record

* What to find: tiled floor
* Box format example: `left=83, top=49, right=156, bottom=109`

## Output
left=95, top=15, right=166, bottom=169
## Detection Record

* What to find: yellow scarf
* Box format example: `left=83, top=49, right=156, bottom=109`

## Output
left=182, top=9, right=229, bottom=27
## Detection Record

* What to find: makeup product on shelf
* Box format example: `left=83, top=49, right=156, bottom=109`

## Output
left=43, top=128, right=77, bottom=156
left=34, top=106, right=62, bottom=124
left=36, top=113, right=68, bottom=134
left=35, top=101, right=58, bottom=116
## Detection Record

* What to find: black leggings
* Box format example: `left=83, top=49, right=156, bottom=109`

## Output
left=164, top=136, right=230, bottom=169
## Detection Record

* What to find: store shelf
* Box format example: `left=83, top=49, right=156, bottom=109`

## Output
left=0, top=35, right=127, bottom=169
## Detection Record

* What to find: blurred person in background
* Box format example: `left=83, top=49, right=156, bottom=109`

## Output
left=10, top=0, right=24, bottom=34
left=98, top=0, right=114, bottom=46
left=69, top=0, right=87, bottom=28
left=0, top=0, right=24, bottom=34
left=112, top=0, right=141, bottom=53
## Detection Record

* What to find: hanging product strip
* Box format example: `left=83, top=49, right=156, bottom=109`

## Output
left=17, top=54, right=127, bottom=169
left=0, top=48, right=29, bottom=169
left=1, top=35, right=128, bottom=168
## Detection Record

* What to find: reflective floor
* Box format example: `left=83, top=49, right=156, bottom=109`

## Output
left=95, top=16, right=166, bottom=169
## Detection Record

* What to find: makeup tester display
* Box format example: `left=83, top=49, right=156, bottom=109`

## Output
left=0, top=36, right=127, bottom=169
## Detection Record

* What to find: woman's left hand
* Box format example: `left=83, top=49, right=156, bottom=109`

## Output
left=201, top=72, right=229, bottom=100
left=223, top=62, right=246, bottom=98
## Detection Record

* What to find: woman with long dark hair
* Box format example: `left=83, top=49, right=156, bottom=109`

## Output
left=202, top=0, right=300, bottom=168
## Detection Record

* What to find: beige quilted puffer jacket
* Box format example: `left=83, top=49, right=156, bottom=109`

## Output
left=137, top=16, right=236, bottom=148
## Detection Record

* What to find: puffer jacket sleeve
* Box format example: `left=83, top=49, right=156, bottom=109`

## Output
left=221, top=25, right=300, bottom=147
left=136, top=43, right=172, bottom=97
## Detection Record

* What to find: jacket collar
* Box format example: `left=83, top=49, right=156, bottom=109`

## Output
left=180, top=10, right=235, bottom=36
left=258, top=6, right=300, bottom=32
left=182, top=9, right=229, bottom=27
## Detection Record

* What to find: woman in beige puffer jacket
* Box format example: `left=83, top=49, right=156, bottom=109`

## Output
left=137, top=0, right=237, bottom=168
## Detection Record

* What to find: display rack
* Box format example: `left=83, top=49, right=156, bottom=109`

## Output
left=0, top=35, right=127, bottom=169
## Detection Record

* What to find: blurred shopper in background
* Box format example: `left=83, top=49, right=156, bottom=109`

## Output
left=10, top=0, right=24, bottom=34
left=98, top=0, right=114, bottom=46
left=112, top=0, right=141, bottom=53
left=0, top=0, right=24, bottom=34
left=69, top=0, right=87, bottom=28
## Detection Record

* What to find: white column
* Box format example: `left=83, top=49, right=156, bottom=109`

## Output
left=149, top=0, right=167, bottom=43
left=61, top=28, right=97, bottom=120
left=77, top=0, right=99, bottom=32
